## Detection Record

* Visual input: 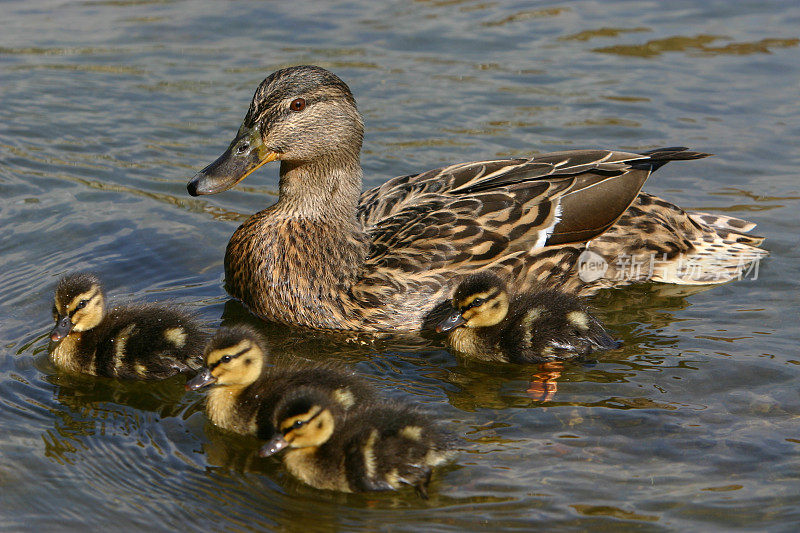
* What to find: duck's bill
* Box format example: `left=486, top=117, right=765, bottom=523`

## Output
left=187, top=126, right=279, bottom=196
left=259, top=435, right=289, bottom=457
left=185, top=368, right=217, bottom=391
left=436, top=310, right=466, bottom=333
left=49, top=316, right=72, bottom=342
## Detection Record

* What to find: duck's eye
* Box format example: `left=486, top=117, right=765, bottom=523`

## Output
left=220, top=355, right=233, bottom=364
left=470, top=298, right=485, bottom=308
left=76, top=300, right=88, bottom=310
left=235, top=141, right=250, bottom=155
left=289, top=98, right=306, bottom=112
left=292, top=419, right=305, bottom=429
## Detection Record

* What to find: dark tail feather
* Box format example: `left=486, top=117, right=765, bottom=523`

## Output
left=633, top=146, right=712, bottom=170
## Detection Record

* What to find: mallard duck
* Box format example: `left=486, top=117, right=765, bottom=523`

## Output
left=49, top=272, right=206, bottom=379
left=259, top=386, right=453, bottom=498
left=187, top=65, right=766, bottom=332
left=436, top=271, right=620, bottom=363
left=185, top=325, right=376, bottom=439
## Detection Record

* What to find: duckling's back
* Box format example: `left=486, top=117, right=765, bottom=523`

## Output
left=334, top=402, right=454, bottom=496
left=243, top=363, right=378, bottom=440
left=502, top=289, right=620, bottom=363
left=91, top=304, right=206, bottom=379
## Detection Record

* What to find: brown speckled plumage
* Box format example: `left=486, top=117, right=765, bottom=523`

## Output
left=189, top=66, right=767, bottom=332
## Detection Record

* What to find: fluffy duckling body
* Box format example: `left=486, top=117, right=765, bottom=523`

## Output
left=186, top=65, right=765, bottom=332
left=437, top=272, right=620, bottom=363
left=185, top=325, right=376, bottom=439
left=260, top=387, right=453, bottom=497
left=49, top=272, right=206, bottom=379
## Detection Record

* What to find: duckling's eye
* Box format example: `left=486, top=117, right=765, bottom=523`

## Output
left=292, top=419, right=305, bottom=430
left=471, top=298, right=485, bottom=308
left=289, top=98, right=306, bottom=112
left=235, top=141, right=250, bottom=155
left=220, top=355, right=233, bottom=364
left=76, top=300, right=88, bottom=310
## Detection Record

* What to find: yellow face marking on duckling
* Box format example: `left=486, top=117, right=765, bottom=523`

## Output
left=460, top=289, right=509, bottom=328
left=113, top=324, right=136, bottom=371
left=205, top=340, right=263, bottom=387
left=400, top=425, right=423, bottom=442
left=458, top=288, right=499, bottom=310
left=134, top=363, right=147, bottom=377
left=163, top=327, right=187, bottom=348
left=331, top=388, right=356, bottom=409
left=567, top=311, right=591, bottom=331
left=63, top=288, right=105, bottom=332
left=362, top=429, right=379, bottom=479
left=280, top=406, right=335, bottom=449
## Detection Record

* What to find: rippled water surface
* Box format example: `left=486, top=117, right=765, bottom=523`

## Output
left=2, top=1, right=799, bottom=530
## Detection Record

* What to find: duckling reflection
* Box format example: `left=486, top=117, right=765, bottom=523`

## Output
left=185, top=325, right=378, bottom=439
left=260, top=386, right=454, bottom=498
left=49, top=272, right=207, bottom=379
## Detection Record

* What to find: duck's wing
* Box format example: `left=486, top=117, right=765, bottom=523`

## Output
left=357, top=148, right=709, bottom=276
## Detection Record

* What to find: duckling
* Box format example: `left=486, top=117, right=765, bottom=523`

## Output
left=185, top=325, right=377, bottom=439
left=49, top=272, right=206, bottom=379
left=436, top=272, right=620, bottom=363
left=259, top=386, right=454, bottom=498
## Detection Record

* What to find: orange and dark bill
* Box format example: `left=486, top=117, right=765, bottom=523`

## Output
left=187, top=125, right=278, bottom=196
left=436, top=310, right=466, bottom=333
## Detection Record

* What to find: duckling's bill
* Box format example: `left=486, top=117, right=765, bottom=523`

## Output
left=185, top=367, right=217, bottom=391
left=187, top=125, right=279, bottom=196
left=436, top=310, right=466, bottom=333
left=259, top=435, right=289, bottom=457
left=50, top=316, right=72, bottom=341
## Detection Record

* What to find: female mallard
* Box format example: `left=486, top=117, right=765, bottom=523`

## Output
left=187, top=65, right=766, bottom=332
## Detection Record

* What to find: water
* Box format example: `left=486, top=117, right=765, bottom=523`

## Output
left=2, top=0, right=799, bottom=530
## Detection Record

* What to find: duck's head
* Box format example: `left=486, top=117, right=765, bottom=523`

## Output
left=185, top=325, right=267, bottom=391
left=188, top=65, right=364, bottom=196
left=259, top=387, right=336, bottom=457
left=50, top=273, right=106, bottom=342
left=436, top=272, right=510, bottom=333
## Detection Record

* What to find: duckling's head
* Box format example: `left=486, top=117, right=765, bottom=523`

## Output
left=259, top=387, right=337, bottom=457
left=184, top=325, right=267, bottom=391
left=188, top=65, right=364, bottom=196
left=50, top=272, right=106, bottom=342
left=437, top=272, right=510, bottom=333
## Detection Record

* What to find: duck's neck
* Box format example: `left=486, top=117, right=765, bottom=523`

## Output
left=276, top=156, right=362, bottom=223
left=207, top=385, right=254, bottom=434
left=448, top=327, right=507, bottom=363
left=225, top=153, right=371, bottom=328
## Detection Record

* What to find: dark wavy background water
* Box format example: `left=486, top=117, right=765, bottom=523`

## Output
left=2, top=1, right=799, bottom=530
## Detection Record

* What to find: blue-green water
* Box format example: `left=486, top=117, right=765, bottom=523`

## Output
left=2, top=1, right=799, bottom=530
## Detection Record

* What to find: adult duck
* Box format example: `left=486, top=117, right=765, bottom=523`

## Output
left=187, top=65, right=765, bottom=332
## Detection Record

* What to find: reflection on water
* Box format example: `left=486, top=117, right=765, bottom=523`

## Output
left=2, top=0, right=800, bottom=530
